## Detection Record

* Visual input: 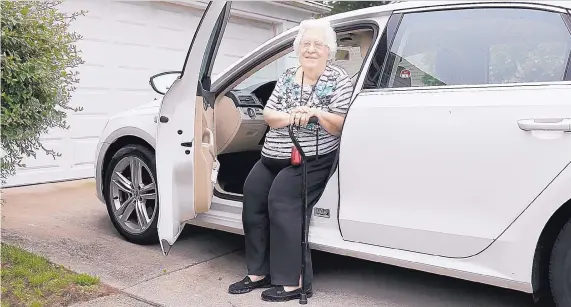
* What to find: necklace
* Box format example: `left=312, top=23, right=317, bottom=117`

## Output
left=297, top=65, right=324, bottom=108
left=300, top=71, right=317, bottom=107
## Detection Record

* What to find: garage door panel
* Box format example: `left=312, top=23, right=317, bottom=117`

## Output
left=218, top=38, right=265, bottom=56
left=16, top=140, right=67, bottom=170
left=39, top=126, right=69, bottom=141
left=75, top=66, right=152, bottom=91
left=224, top=23, right=274, bottom=43
left=79, top=41, right=185, bottom=71
left=76, top=40, right=115, bottom=67
left=114, top=68, right=163, bottom=91
left=228, top=15, right=274, bottom=31
left=112, top=2, right=154, bottom=23
left=113, top=44, right=171, bottom=70
left=9, top=1, right=283, bottom=187
left=75, top=65, right=115, bottom=90
left=70, top=18, right=117, bottom=42
left=150, top=5, right=201, bottom=29
left=113, top=43, right=186, bottom=71
left=58, top=0, right=110, bottom=19
left=69, top=89, right=155, bottom=115
left=148, top=28, right=194, bottom=51
left=108, top=22, right=151, bottom=46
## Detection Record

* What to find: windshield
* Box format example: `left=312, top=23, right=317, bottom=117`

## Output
left=234, top=50, right=299, bottom=90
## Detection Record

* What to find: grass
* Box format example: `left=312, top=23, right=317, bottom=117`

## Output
left=1, top=243, right=116, bottom=307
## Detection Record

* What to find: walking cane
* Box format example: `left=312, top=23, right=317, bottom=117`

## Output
left=288, top=115, right=319, bottom=305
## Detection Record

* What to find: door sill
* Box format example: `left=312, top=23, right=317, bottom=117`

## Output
left=214, top=183, right=243, bottom=202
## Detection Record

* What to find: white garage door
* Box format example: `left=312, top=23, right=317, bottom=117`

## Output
left=5, top=1, right=275, bottom=187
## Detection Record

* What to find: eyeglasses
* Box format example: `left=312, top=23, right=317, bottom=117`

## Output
left=300, top=40, right=326, bottom=51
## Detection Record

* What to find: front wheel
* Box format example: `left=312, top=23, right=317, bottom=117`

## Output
left=103, top=144, right=159, bottom=245
left=549, top=218, right=571, bottom=306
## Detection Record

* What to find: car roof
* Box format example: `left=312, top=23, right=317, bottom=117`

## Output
left=322, top=0, right=571, bottom=23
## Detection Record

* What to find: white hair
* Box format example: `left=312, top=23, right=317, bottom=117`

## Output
left=293, top=18, right=337, bottom=60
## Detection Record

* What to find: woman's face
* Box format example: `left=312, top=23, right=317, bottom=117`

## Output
left=298, top=28, right=329, bottom=70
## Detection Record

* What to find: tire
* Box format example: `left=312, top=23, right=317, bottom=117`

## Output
left=103, top=144, right=158, bottom=245
left=549, top=218, right=571, bottom=307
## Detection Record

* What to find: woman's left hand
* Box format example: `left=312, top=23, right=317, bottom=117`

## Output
left=291, top=107, right=322, bottom=127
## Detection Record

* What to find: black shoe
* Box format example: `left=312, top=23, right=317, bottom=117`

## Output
left=261, top=284, right=313, bottom=302
left=228, top=276, right=272, bottom=294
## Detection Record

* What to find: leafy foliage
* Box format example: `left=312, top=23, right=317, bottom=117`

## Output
left=1, top=1, right=87, bottom=184
left=318, top=1, right=392, bottom=16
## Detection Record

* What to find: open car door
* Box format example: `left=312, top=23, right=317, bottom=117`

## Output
left=156, top=1, right=231, bottom=256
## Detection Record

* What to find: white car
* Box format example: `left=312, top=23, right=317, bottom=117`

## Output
left=95, top=1, right=571, bottom=305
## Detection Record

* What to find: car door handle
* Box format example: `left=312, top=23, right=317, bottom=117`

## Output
left=203, top=128, right=216, bottom=158
left=517, top=118, right=571, bottom=132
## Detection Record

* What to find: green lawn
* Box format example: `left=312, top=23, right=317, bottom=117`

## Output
left=1, top=243, right=116, bottom=307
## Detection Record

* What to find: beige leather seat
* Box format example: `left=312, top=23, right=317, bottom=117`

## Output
left=215, top=96, right=242, bottom=154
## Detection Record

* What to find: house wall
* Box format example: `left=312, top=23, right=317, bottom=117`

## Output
left=5, top=1, right=322, bottom=187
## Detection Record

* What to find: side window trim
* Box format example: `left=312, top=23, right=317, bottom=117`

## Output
left=371, top=7, right=571, bottom=91
left=361, top=13, right=402, bottom=90
left=335, top=20, right=381, bottom=94
left=198, top=3, right=231, bottom=91
left=563, top=12, right=571, bottom=81
left=180, top=2, right=213, bottom=78
left=378, top=13, right=403, bottom=89
left=394, top=3, right=569, bottom=15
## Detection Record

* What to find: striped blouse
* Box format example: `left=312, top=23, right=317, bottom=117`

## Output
left=261, top=64, right=353, bottom=160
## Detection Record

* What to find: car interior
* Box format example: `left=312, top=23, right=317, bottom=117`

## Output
left=212, top=27, right=375, bottom=200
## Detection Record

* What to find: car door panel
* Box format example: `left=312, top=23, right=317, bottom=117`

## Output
left=194, top=93, right=217, bottom=214
left=338, top=6, right=571, bottom=258
left=156, top=1, right=230, bottom=255
left=339, top=84, right=571, bottom=258
left=340, top=85, right=571, bottom=257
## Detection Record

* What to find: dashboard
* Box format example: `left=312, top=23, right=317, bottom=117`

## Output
left=215, top=80, right=276, bottom=154
left=226, top=80, right=276, bottom=121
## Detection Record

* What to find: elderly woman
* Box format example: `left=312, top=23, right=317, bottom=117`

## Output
left=228, top=18, right=353, bottom=302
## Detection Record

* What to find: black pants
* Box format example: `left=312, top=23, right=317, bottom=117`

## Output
left=242, top=151, right=336, bottom=286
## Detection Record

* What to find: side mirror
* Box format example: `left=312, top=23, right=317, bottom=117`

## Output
left=149, top=71, right=181, bottom=95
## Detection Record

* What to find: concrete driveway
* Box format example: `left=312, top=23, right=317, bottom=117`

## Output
left=2, top=179, right=537, bottom=307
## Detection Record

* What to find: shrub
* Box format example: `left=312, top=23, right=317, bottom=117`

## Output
left=1, top=1, right=87, bottom=184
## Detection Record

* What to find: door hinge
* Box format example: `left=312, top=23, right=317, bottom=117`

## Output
left=181, top=142, right=193, bottom=147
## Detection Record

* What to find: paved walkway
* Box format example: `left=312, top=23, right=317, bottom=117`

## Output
left=70, top=294, right=156, bottom=307
left=1, top=179, right=535, bottom=307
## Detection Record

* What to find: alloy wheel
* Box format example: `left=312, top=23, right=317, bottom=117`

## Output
left=110, top=156, right=157, bottom=234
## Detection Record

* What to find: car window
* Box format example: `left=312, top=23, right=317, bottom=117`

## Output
left=196, top=3, right=230, bottom=88
left=333, top=46, right=366, bottom=80
left=235, top=31, right=372, bottom=90
left=374, top=8, right=571, bottom=89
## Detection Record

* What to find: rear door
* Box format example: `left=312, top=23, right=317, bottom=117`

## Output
left=156, top=1, right=231, bottom=255
left=338, top=5, right=571, bottom=258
